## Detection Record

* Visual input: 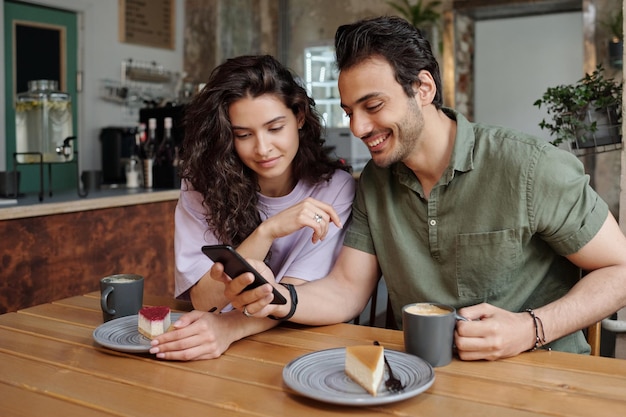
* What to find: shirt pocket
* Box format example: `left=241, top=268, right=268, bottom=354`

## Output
left=455, top=229, right=520, bottom=300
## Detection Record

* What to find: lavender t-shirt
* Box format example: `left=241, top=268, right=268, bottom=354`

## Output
left=174, top=169, right=356, bottom=307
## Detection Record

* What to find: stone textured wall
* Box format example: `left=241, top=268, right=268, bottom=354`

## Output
left=584, top=0, right=622, bottom=221
left=183, top=0, right=453, bottom=80
left=183, top=0, right=279, bottom=85
left=285, top=0, right=403, bottom=75
left=183, top=0, right=218, bottom=84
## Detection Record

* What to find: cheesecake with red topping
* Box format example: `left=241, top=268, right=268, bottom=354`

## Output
left=138, top=306, right=171, bottom=339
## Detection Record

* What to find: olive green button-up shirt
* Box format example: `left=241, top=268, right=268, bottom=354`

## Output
left=344, top=108, right=608, bottom=353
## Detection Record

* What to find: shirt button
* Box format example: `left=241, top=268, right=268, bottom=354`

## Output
left=429, top=219, right=437, bottom=226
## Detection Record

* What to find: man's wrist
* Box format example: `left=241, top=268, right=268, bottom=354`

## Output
left=269, top=283, right=298, bottom=321
left=264, top=283, right=289, bottom=318
left=525, top=309, right=549, bottom=351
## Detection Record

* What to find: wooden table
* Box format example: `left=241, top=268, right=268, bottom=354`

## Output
left=1, top=293, right=625, bottom=416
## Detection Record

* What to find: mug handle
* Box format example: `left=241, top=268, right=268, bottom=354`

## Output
left=100, top=286, right=116, bottom=315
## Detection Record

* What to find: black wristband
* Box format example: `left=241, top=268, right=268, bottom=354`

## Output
left=268, top=283, right=297, bottom=321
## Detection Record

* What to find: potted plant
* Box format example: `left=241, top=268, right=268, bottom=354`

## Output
left=533, top=65, right=622, bottom=148
left=386, top=0, right=442, bottom=48
left=386, top=0, right=441, bottom=28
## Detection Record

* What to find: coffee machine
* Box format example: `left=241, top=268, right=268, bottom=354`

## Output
left=100, top=126, right=137, bottom=185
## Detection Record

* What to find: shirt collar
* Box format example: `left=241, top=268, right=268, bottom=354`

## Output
left=392, top=107, right=475, bottom=185
left=443, top=107, right=474, bottom=177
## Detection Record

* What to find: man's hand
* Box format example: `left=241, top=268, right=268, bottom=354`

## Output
left=209, top=258, right=288, bottom=318
left=455, top=303, right=536, bottom=361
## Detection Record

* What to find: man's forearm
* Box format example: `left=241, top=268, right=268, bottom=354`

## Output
left=537, top=265, right=626, bottom=344
left=271, top=275, right=378, bottom=326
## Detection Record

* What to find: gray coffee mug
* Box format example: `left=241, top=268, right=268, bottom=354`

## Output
left=81, top=170, right=102, bottom=192
left=402, top=302, right=456, bottom=367
left=100, top=274, right=144, bottom=322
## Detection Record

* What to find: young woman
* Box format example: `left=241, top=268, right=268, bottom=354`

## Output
left=149, top=55, right=355, bottom=360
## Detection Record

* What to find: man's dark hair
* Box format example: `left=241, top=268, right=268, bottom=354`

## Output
left=335, top=15, right=443, bottom=108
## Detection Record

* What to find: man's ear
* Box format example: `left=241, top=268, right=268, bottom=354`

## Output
left=413, top=70, right=436, bottom=105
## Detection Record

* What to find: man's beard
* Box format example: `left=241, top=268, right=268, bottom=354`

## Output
left=372, top=98, right=424, bottom=168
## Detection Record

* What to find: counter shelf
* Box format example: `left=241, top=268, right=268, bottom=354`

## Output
left=12, top=136, right=86, bottom=202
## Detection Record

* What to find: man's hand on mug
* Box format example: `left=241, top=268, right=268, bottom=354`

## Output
left=455, top=303, right=536, bottom=361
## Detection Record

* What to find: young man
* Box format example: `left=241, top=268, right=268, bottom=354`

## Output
left=215, top=16, right=626, bottom=360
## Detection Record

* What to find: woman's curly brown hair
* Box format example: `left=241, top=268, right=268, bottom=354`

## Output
left=180, top=55, right=348, bottom=247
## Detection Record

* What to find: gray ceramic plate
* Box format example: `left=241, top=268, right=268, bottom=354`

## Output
left=92, top=313, right=182, bottom=353
left=283, top=347, right=435, bottom=406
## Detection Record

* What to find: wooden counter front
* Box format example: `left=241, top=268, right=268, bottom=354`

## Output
left=0, top=190, right=180, bottom=314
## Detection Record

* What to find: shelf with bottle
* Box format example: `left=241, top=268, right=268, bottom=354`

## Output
left=100, top=80, right=176, bottom=108
left=123, top=59, right=171, bottom=83
left=100, top=59, right=180, bottom=108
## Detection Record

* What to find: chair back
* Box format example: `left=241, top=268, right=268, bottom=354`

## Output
left=588, top=322, right=601, bottom=356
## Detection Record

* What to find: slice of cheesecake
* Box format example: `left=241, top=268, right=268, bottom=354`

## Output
left=138, top=306, right=171, bottom=339
left=345, top=345, right=384, bottom=396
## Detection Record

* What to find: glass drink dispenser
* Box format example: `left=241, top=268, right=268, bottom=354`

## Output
left=15, top=80, right=73, bottom=163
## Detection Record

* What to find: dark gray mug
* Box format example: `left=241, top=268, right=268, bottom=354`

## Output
left=100, top=274, right=144, bottom=322
left=402, top=302, right=456, bottom=367
left=81, top=170, right=102, bottom=192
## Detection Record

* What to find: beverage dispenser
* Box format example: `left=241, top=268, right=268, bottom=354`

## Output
left=15, top=80, right=73, bottom=163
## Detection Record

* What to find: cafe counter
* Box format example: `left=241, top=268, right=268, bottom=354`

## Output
left=0, top=188, right=180, bottom=314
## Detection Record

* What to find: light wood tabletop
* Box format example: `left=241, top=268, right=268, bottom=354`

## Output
left=1, top=292, right=625, bottom=416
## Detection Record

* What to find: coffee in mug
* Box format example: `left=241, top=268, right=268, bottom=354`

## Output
left=405, top=303, right=452, bottom=316
left=100, top=274, right=144, bottom=322
left=402, top=302, right=456, bottom=367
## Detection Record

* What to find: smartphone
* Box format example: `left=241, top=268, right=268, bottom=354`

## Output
left=201, top=244, right=287, bottom=305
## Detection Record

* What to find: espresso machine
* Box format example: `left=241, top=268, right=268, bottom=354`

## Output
left=100, top=126, right=137, bottom=186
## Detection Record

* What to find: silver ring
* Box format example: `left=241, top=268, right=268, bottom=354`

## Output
left=314, top=213, right=322, bottom=224
left=242, top=306, right=253, bottom=318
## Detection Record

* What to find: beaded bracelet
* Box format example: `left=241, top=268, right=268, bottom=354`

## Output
left=268, top=283, right=298, bottom=321
left=525, top=308, right=550, bottom=351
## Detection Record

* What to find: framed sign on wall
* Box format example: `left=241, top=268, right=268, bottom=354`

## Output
left=118, top=0, right=175, bottom=50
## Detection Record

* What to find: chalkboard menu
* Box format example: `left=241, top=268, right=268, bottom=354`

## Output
left=119, top=0, right=175, bottom=49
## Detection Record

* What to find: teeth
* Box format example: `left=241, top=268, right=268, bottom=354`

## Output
left=367, top=136, right=386, bottom=148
